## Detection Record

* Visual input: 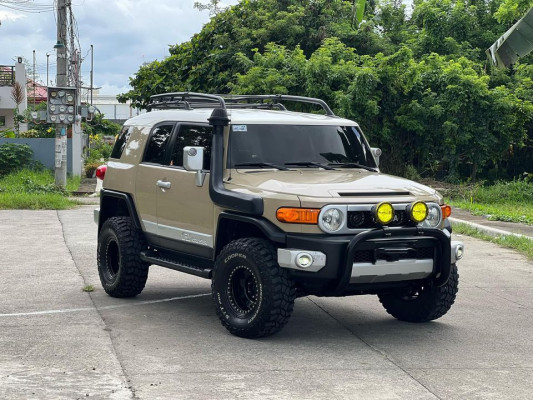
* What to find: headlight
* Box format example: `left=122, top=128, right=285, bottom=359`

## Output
left=321, top=208, right=344, bottom=232
left=419, top=203, right=442, bottom=228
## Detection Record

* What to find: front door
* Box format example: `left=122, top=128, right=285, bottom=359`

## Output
left=155, top=123, right=214, bottom=259
left=135, top=123, right=176, bottom=236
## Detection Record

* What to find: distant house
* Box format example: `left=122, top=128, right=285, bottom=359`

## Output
left=0, top=58, right=28, bottom=131
left=27, top=79, right=48, bottom=105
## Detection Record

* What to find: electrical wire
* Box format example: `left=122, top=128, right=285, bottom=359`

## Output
left=0, top=0, right=55, bottom=13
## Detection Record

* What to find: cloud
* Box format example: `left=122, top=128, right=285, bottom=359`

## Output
left=0, top=0, right=239, bottom=94
left=0, top=10, right=25, bottom=21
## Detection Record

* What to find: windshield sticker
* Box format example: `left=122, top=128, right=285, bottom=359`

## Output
left=232, top=125, right=247, bottom=132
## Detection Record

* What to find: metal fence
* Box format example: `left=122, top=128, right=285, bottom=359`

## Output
left=0, top=67, right=15, bottom=87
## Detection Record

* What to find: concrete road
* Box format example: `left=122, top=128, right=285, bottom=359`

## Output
left=1, top=206, right=532, bottom=399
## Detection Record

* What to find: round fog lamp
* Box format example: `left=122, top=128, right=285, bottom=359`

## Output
left=296, top=253, right=313, bottom=268
left=455, top=245, right=464, bottom=260
left=374, top=202, right=394, bottom=225
left=410, top=201, right=428, bottom=223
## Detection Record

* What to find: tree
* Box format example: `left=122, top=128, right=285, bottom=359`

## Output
left=10, top=81, right=25, bottom=137
left=194, top=0, right=227, bottom=16
left=118, top=0, right=533, bottom=181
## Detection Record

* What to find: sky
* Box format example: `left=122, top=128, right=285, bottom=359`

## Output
left=0, top=0, right=239, bottom=96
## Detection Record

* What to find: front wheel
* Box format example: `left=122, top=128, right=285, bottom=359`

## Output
left=378, top=264, right=459, bottom=322
left=212, top=238, right=296, bottom=338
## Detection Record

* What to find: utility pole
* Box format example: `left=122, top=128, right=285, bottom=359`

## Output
left=32, top=50, right=36, bottom=108
left=90, top=44, right=94, bottom=105
left=55, top=0, right=68, bottom=187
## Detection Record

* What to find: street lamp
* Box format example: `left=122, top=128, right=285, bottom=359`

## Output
left=46, top=51, right=54, bottom=86
left=53, top=40, right=65, bottom=49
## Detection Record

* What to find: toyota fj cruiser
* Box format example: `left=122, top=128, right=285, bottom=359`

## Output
left=95, top=92, right=463, bottom=338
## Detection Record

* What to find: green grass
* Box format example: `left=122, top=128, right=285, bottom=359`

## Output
left=0, top=169, right=80, bottom=210
left=453, top=222, right=533, bottom=260
left=447, top=180, right=533, bottom=225
left=82, top=285, right=95, bottom=292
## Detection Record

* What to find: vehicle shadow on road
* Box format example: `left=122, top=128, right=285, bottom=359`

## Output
left=101, top=289, right=460, bottom=347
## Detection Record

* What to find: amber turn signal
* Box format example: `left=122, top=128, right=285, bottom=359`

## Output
left=441, top=204, right=452, bottom=219
left=277, top=207, right=320, bottom=224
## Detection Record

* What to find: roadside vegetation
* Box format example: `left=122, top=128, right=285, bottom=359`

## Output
left=446, top=180, right=533, bottom=225
left=447, top=180, right=533, bottom=225
left=0, top=143, right=80, bottom=210
left=453, top=222, right=533, bottom=261
left=446, top=180, right=533, bottom=259
left=82, top=114, right=119, bottom=177
left=0, top=169, right=80, bottom=210
left=0, top=113, right=119, bottom=210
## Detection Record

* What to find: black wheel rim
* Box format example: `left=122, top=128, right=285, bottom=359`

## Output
left=104, top=240, right=120, bottom=282
left=227, top=265, right=259, bottom=317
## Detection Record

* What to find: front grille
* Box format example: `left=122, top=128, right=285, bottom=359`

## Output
left=353, top=250, right=374, bottom=263
left=347, top=210, right=416, bottom=229
left=353, top=247, right=434, bottom=263
left=417, top=247, right=435, bottom=259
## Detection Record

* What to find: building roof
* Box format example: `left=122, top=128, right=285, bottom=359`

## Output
left=26, top=79, right=47, bottom=103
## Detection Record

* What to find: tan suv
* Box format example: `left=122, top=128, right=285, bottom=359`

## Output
left=94, top=92, right=464, bottom=338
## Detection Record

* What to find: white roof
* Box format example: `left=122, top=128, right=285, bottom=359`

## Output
left=123, top=108, right=358, bottom=127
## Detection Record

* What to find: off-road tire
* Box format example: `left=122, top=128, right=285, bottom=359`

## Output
left=212, top=238, right=296, bottom=338
left=378, top=264, right=459, bottom=322
left=97, top=217, right=149, bottom=298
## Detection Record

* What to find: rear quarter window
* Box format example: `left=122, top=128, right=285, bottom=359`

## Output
left=110, top=126, right=132, bottom=159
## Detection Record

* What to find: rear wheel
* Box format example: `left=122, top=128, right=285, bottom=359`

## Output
left=97, top=217, right=149, bottom=298
left=378, top=264, right=459, bottom=322
left=212, top=238, right=296, bottom=338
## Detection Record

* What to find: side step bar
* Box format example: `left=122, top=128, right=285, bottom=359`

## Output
left=140, top=251, right=212, bottom=279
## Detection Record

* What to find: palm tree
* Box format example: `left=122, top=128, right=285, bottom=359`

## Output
left=10, top=81, right=25, bottom=137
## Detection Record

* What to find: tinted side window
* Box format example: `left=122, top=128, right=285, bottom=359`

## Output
left=110, top=126, right=132, bottom=159
left=170, top=125, right=212, bottom=170
left=143, top=124, right=174, bottom=164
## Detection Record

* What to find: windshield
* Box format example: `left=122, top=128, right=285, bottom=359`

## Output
left=228, top=124, right=377, bottom=169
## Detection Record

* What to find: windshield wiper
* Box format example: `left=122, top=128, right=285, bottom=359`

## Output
left=328, top=162, right=378, bottom=172
left=284, top=161, right=336, bottom=170
left=235, top=162, right=290, bottom=171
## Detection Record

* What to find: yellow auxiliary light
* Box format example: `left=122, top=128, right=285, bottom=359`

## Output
left=409, top=201, right=429, bottom=223
left=374, top=202, right=394, bottom=225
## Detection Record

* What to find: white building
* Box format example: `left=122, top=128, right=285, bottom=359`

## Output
left=0, top=58, right=28, bottom=132
left=81, top=90, right=143, bottom=124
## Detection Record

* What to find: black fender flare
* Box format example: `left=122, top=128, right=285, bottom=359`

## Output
left=215, top=212, right=286, bottom=255
left=98, top=189, right=142, bottom=232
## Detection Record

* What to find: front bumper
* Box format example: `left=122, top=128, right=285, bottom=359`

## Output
left=281, top=226, right=462, bottom=294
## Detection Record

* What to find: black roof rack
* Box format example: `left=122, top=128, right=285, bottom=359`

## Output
left=147, top=92, right=336, bottom=116
left=147, top=92, right=226, bottom=111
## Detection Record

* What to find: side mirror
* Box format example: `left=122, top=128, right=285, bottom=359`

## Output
left=371, top=147, right=382, bottom=168
left=183, top=146, right=206, bottom=187
left=183, top=146, right=204, bottom=171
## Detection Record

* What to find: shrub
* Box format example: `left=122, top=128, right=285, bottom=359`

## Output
left=0, top=129, right=16, bottom=138
left=0, top=143, right=33, bottom=175
left=84, top=161, right=101, bottom=178
left=403, top=164, right=421, bottom=181
left=19, top=127, right=55, bottom=138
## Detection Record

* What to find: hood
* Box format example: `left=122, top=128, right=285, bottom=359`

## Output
left=227, top=169, right=438, bottom=200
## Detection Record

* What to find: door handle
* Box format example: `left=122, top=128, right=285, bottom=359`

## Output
left=156, top=180, right=171, bottom=189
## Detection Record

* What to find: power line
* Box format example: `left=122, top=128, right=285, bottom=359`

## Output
left=0, top=0, right=55, bottom=13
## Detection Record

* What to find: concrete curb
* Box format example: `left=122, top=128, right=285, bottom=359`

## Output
left=450, top=217, right=533, bottom=241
